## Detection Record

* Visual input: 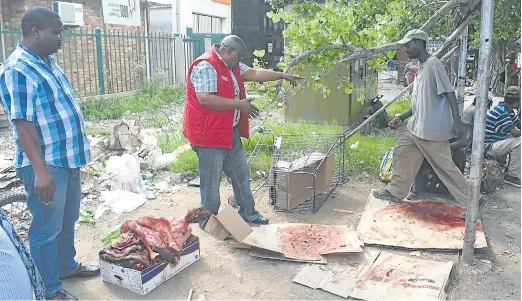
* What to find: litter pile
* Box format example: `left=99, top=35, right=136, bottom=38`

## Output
left=80, top=120, right=193, bottom=222
left=99, top=207, right=210, bottom=271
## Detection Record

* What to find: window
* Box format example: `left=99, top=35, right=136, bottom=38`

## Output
left=193, top=14, right=223, bottom=34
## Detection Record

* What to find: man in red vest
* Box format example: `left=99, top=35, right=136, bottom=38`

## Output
left=183, top=35, right=301, bottom=226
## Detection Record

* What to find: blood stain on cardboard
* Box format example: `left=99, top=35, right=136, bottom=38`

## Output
left=374, top=200, right=483, bottom=231
left=280, top=224, right=347, bottom=261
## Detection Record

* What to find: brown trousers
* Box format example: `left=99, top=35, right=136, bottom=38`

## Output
left=387, top=130, right=469, bottom=207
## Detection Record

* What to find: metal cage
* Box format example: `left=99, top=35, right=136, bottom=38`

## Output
left=268, top=133, right=346, bottom=214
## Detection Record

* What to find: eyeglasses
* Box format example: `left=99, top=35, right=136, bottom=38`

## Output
left=222, top=44, right=245, bottom=61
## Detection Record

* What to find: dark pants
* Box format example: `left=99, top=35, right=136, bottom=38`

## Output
left=192, top=128, right=261, bottom=227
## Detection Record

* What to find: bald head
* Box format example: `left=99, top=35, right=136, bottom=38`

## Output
left=220, top=35, right=247, bottom=54
left=217, top=35, right=247, bottom=68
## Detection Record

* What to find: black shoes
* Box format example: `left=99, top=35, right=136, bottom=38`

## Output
left=60, top=264, right=100, bottom=280
left=251, top=215, right=269, bottom=225
left=47, top=289, right=77, bottom=300
left=373, top=189, right=403, bottom=203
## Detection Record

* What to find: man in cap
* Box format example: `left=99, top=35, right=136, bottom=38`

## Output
left=485, top=86, right=521, bottom=187
left=373, top=29, right=473, bottom=214
left=183, top=35, right=302, bottom=227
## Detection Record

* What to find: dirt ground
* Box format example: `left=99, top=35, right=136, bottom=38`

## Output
left=1, top=74, right=519, bottom=299
left=62, top=177, right=521, bottom=300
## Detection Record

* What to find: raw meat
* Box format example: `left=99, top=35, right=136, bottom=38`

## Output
left=100, top=207, right=210, bottom=269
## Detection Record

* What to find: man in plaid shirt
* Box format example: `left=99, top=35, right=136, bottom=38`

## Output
left=184, top=35, right=302, bottom=226
left=0, top=7, right=98, bottom=300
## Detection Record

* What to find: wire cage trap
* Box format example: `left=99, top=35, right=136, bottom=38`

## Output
left=242, top=127, right=276, bottom=197
left=268, top=133, right=346, bottom=214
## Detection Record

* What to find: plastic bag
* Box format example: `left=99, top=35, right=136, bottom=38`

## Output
left=106, top=154, right=142, bottom=193
left=379, top=148, right=394, bottom=183
left=94, top=190, right=146, bottom=219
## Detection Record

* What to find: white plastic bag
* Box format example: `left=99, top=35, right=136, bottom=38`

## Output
left=106, top=154, right=142, bottom=193
left=94, top=190, right=146, bottom=219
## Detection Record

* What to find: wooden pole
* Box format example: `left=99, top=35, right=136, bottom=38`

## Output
left=457, top=25, right=469, bottom=115
left=462, top=0, right=495, bottom=263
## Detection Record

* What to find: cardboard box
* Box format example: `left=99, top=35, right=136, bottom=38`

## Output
left=273, top=152, right=335, bottom=210
left=99, top=235, right=200, bottom=295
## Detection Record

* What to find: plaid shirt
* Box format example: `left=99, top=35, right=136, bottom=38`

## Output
left=0, top=43, right=90, bottom=168
left=190, top=60, right=250, bottom=127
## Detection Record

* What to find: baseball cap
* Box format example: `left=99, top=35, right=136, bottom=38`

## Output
left=397, top=29, right=429, bottom=45
left=505, top=86, right=521, bottom=98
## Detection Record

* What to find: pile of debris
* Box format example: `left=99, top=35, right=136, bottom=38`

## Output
left=81, top=120, right=193, bottom=221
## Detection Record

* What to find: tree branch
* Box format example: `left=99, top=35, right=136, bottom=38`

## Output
left=269, top=0, right=477, bottom=103
left=340, top=0, right=474, bottom=62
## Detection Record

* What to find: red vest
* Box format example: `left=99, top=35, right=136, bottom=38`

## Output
left=182, top=47, right=249, bottom=149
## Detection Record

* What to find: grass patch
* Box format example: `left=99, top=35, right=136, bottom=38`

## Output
left=86, top=127, right=112, bottom=136
left=386, top=98, right=412, bottom=119
left=160, top=119, right=397, bottom=178
left=345, top=133, right=397, bottom=175
left=157, top=130, right=187, bottom=153
left=80, top=84, right=184, bottom=120
left=242, top=120, right=343, bottom=153
left=169, top=151, right=198, bottom=178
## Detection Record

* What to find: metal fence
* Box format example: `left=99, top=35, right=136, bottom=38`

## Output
left=0, top=26, right=202, bottom=98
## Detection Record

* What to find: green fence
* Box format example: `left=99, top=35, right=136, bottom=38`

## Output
left=0, top=26, right=201, bottom=98
left=186, top=28, right=226, bottom=57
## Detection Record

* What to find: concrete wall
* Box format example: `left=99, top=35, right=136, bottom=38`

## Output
left=174, top=0, right=231, bottom=34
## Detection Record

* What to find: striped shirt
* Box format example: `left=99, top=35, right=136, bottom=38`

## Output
left=0, top=43, right=90, bottom=168
left=485, top=102, right=520, bottom=150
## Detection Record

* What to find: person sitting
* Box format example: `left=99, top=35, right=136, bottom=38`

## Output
left=485, top=86, right=521, bottom=187
left=462, top=94, right=493, bottom=150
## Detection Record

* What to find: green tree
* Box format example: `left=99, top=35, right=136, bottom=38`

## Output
left=259, top=0, right=480, bottom=103
left=470, top=0, right=521, bottom=94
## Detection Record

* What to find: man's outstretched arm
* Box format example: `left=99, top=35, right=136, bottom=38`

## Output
left=242, top=68, right=303, bottom=85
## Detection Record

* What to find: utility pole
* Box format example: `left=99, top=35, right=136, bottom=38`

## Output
left=457, top=25, right=469, bottom=115
left=462, top=0, right=494, bottom=263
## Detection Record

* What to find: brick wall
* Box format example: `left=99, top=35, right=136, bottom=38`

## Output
left=3, top=0, right=146, bottom=29
left=1, top=0, right=154, bottom=96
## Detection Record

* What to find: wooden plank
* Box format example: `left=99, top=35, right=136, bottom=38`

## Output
left=356, top=190, right=487, bottom=250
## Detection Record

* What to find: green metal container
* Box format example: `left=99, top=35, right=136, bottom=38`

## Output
left=285, top=62, right=377, bottom=126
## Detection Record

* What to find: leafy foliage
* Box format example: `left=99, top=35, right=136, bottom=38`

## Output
left=260, top=0, right=457, bottom=101
left=470, top=0, right=521, bottom=50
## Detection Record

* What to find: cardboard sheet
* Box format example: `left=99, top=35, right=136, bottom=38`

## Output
left=249, top=247, right=328, bottom=264
left=356, top=191, right=488, bottom=250
left=293, top=249, right=380, bottom=298
left=293, top=251, right=453, bottom=300
left=205, top=207, right=363, bottom=262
